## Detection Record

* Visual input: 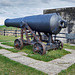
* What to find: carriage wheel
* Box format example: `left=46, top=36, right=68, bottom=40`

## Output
left=33, top=42, right=46, bottom=55
left=14, top=39, right=23, bottom=50
left=55, top=39, right=63, bottom=49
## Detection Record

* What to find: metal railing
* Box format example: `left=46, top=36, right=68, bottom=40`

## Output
left=0, top=29, right=21, bottom=37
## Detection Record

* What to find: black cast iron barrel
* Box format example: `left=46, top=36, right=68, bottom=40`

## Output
left=5, top=13, right=67, bottom=34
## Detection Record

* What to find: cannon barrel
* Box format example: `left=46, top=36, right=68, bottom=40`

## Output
left=5, top=13, right=67, bottom=34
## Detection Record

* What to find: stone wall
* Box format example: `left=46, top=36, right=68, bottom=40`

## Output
left=43, top=7, right=75, bottom=43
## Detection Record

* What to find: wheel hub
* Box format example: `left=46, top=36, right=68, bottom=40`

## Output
left=33, top=42, right=46, bottom=55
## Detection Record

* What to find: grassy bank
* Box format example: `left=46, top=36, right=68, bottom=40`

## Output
left=0, top=25, right=6, bottom=28
left=0, top=25, right=19, bottom=30
left=64, top=43, right=75, bottom=50
left=0, top=54, right=47, bottom=75
left=0, top=35, right=19, bottom=42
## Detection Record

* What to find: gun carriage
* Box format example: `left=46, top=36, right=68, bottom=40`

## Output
left=5, top=13, right=67, bottom=55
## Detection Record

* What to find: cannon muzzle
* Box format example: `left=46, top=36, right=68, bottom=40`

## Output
left=59, top=20, right=67, bottom=28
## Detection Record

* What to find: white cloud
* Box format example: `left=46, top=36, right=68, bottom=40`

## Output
left=0, top=17, right=6, bottom=25
left=0, top=0, right=75, bottom=25
left=0, top=0, right=12, bottom=6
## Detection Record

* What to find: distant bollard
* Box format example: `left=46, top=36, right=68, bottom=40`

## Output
left=4, top=29, right=5, bottom=36
left=15, top=30, right=17, bottom=37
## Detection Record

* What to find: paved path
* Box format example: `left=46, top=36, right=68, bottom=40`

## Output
left=70, top=44, right=75, bottom=46
left=0, top=48, right=75, bottom=75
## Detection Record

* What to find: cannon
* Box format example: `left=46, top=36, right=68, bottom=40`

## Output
left=5, top=13, right=67, bottom=55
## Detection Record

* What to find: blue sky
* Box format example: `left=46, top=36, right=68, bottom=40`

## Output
left=0, top=0, right=75, bottom=25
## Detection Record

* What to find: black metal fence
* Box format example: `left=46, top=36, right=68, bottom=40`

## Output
left=0, top=29, right=21, bottom=37
left=0, top=28, right=66, bottom=37
left=0, top=28, right=75, bottom=43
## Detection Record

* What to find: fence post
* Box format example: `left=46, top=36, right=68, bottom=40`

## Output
left=15, top=30, right=17, bottom=37
left=4, top=29, right=5, bottom=36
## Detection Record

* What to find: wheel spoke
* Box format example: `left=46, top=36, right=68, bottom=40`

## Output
left=55, top=39, right=63, bottom=50
left=14, top=39, right=23, bottom=50
left=33, top=42, right=46, bottom=55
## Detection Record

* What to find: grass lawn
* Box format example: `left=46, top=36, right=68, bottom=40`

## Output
left=64, top=43, right=75, bottom=50
left=1, top=42, right=71, bottom=62
left=58, top=63, right=75, bottom=75
left=0, top=54, right=47, bottom=75
left=0, top=46, right=4, bottom=49
left=1, top=41, right=14, bottom=47
left=0, top=35, right=19, bottom=42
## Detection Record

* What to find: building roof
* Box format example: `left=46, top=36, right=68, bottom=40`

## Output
left=43, top=7, right=75, bottom=14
